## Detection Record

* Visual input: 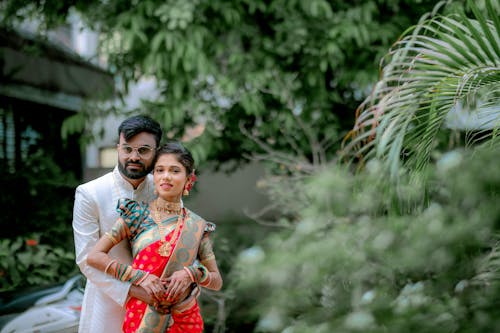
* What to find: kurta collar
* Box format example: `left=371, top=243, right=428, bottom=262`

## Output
left=112, top=165, right=149, bottom=192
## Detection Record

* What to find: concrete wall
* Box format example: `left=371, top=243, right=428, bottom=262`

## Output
left=184, top=162, right=270, bottom=222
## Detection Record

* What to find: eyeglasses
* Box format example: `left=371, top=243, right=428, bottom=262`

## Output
left=119, top=144, right=155, bottom=158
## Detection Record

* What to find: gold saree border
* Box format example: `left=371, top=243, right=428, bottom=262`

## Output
left=136, top=209, right=206, bottom=333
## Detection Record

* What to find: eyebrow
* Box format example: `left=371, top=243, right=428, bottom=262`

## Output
left=123, top=144, right=154, bottom=148
left=155, top=164, right=183, bottom=169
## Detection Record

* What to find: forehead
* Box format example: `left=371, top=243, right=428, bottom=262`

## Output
left=155, top=154, right=184, bottom=168
left=119, top=132, right=156, bottom=146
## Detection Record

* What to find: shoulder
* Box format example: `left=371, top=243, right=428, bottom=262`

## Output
left=75, top=172, right=114, bottom=205
left=185, top=209, right=215, bottom=232
left=76, top=171, right=114, bottom=194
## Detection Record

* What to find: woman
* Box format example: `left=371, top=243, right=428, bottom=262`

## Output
left=87, top=141, right=223, bottom=333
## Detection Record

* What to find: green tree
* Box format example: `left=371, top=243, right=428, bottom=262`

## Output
left=228, top=1, right=500, bottom=331
left=2, top=0, right=443, bottom=170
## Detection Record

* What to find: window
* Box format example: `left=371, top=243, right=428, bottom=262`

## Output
left=99, top=147, right=116, bottom=168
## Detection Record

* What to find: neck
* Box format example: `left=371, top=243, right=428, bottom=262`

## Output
left=157, top=196, right=181, bottom=204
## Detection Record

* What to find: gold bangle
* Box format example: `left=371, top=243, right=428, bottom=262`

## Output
left=104, top=259, right=117, bottom=274
left=183, top=266, right=195, bottom=283
left=135, top=271, right=150, bottom=285
left=104, top=232, right=119, bottom=245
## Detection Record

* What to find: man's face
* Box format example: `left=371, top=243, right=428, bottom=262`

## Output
left=117, top=132, right=157, bottom=180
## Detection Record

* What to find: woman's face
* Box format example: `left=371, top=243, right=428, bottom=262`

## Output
left=153, top=153, right=188, bottom=202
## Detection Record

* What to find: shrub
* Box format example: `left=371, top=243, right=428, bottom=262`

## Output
left=230, top=148, right=500, bottom=332
left=0, top=236, right=77, bottom=292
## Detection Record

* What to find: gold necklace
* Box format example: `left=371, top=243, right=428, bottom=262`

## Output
left=155, top=197, right=182, bottom=215
left=152, top=199, right=184, bottom=257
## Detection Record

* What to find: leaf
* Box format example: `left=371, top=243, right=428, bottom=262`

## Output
left=61, top=112, right=86, bottom=139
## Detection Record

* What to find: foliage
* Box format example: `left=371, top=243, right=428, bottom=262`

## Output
left=230, top=147, right=500, bottom=332
left=2, top=0, right=445, bottom=171
left=0, top=236, right=77, bottom=292
left=343, top=0, right=500, bottom=178
left=0, top=148, right=78, bottom=248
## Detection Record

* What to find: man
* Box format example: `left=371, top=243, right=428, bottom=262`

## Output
left=73, top=115, right=162, bottom=332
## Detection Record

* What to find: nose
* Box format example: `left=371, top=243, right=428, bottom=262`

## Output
left=129, top=149, right=141, bottom=159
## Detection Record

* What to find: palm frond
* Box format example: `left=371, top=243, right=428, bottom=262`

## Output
left=342, top=0, right=500, bottom=178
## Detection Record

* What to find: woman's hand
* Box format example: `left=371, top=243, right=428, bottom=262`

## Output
left=139, top=274, right=165, bottom=301
left=163, top=269, right=192, bottom=303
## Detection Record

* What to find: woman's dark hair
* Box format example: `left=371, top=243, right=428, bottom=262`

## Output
left=118, top=115, right=162, bottom=147
left=156, top=141, right=195, bottom=174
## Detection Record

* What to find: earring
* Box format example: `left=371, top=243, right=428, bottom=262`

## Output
left=154, top=188, right=158, bottom=196
left=183, top=189, right=189, bottom=196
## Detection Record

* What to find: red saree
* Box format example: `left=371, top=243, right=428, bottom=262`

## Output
left=113, top=199, right=207, bottom=333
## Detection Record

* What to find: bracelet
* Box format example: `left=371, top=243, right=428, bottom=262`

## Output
left=104, top=259, right=117, bottom=274
left=111, top=262, right=146, bottom=285
left=199, top=274, right=211, bottom=287
left=136, top=271, right=150, bottom=285
left=130, top=270, right=148, bottom=285
left=183, top=266, right=195, bottom=283
left=115, top=264, right=130, bottom=281
left=197, top=265, right=209, bottom=284
left=104, top=232, right=119, bottom=245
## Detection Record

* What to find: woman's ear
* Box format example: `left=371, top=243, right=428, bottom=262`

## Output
left=183, top=170, right=197, bottom=196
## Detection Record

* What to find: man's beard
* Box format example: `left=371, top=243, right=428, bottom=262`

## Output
left=118, top=160, right=152, bottom=179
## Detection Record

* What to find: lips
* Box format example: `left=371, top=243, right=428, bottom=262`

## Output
left=126, top=162, right=144, bottom=169
left=160, top=183, right=173, bottom=190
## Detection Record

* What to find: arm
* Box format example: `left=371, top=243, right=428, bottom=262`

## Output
left=73, top=186, right=131, bottom=306
left=197, top=234, right=223, bottom=291
left=87, top=221, right=166, bottom=301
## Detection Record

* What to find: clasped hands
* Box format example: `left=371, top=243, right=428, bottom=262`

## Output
left=140, top=269, right=193, bottom=314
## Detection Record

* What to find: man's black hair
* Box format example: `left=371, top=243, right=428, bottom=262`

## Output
left=117, top=115, right=162, bottom=147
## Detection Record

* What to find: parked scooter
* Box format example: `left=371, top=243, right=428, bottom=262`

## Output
left=0, top=275, right=84, bottom=333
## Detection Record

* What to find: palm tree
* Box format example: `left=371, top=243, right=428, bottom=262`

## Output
left=343, top=0, right=500, bottom=178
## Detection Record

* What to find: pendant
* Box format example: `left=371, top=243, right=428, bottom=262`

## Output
left=158, top=242, right=172, bottom=257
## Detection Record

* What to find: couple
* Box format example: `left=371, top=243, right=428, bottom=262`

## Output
left=72, top=115, right=222, bottom=333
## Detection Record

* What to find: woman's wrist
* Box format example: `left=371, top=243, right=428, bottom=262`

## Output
left=183, top=264, right=209, bottom=285
left=107, top=261, right=148, bottom=285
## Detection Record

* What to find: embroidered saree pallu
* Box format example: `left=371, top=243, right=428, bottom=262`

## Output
left=113, top=199, right=206, bottom=333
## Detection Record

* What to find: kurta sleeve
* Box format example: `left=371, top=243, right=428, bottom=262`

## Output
left=72, top=185, right=131, bottom=306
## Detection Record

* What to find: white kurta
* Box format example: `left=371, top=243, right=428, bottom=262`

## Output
left=72, top=166, right=156, bottom=333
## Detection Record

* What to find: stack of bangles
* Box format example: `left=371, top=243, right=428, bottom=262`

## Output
left=183, top=265, right=210, bottom=287
left=105, top=259, right=150, bottom=286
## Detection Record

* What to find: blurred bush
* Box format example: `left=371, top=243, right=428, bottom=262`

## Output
left=0, top=236, right=77, bottom=292
left=229, top=147, right=500, bottom=332
left=0, top=149, right=78, bottom=291
left=0, top=149, right=77, bottom=248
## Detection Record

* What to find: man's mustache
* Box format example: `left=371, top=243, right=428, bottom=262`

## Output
left=126, top=161, right=145, bottom=168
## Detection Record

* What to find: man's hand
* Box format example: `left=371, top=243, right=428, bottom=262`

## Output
left=129, top=284, right=155, bottom=304
left=139, top=274, right=164, bottom=300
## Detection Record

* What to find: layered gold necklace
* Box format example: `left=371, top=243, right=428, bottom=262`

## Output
left=152, top=198, right=183, bottom=257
